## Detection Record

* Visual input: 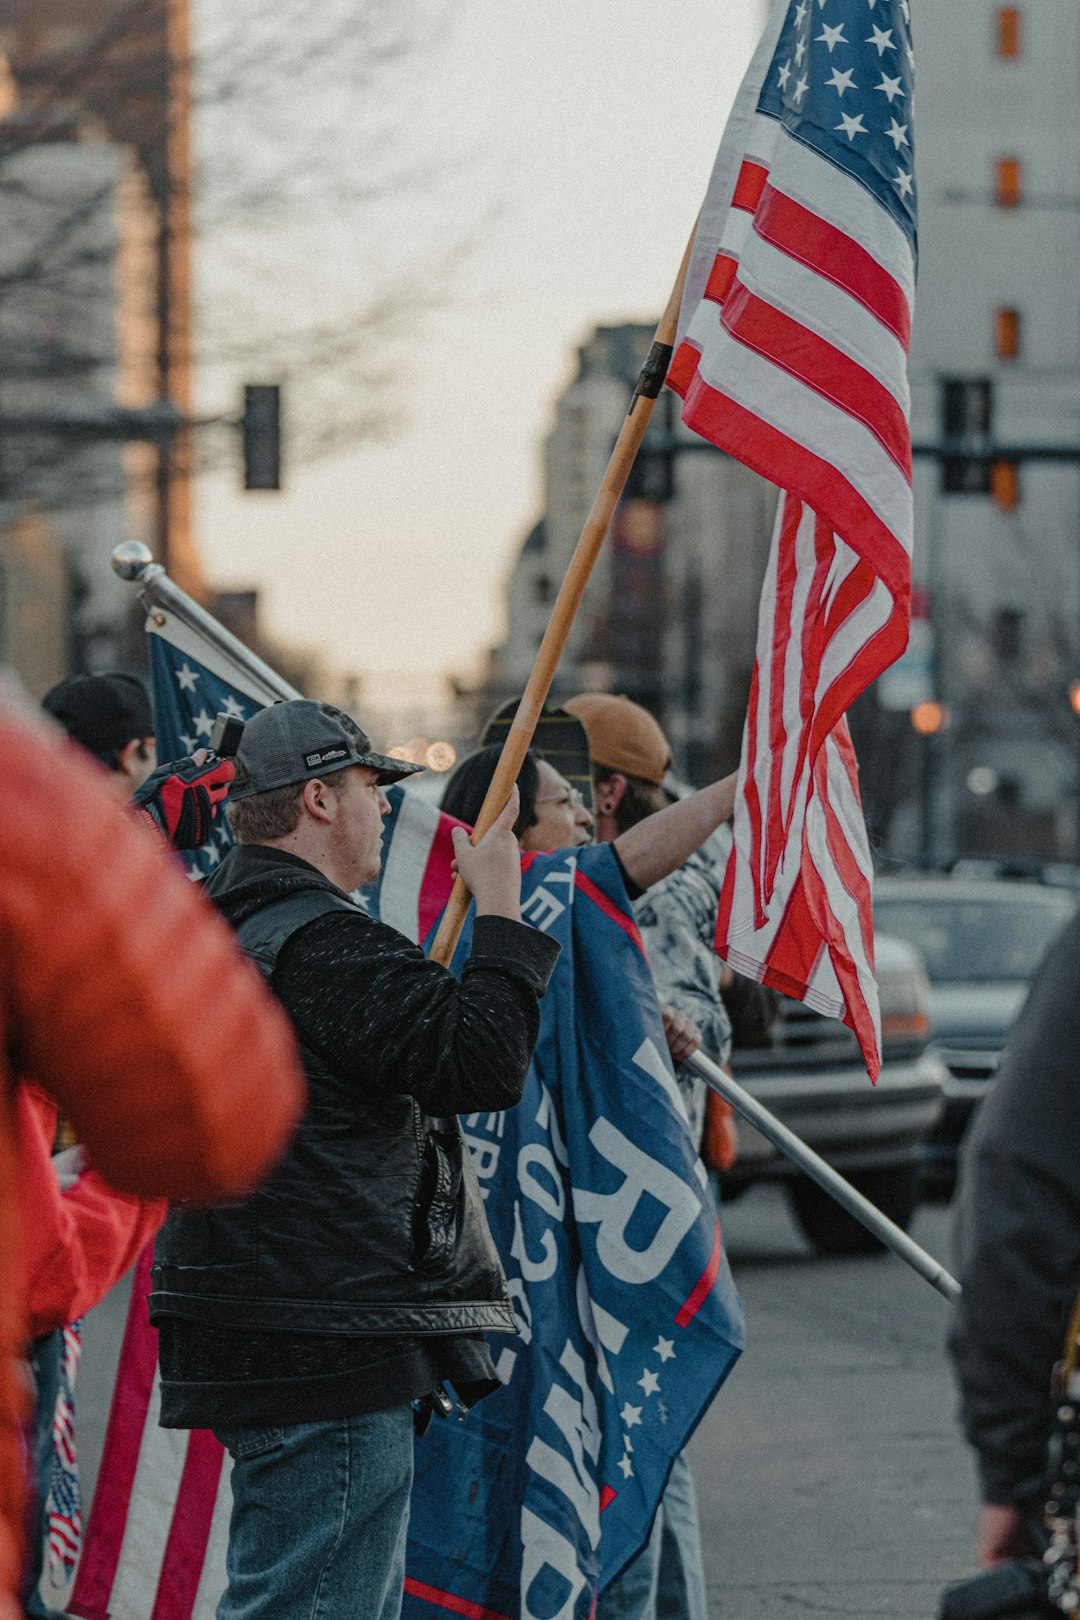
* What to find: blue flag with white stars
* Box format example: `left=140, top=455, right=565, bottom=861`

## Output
left=758, top=0, right=915, bottom=247
left=148, top=623, right=264, bottom=878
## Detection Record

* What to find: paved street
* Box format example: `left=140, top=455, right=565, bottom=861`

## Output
left=690, top=1186, right=975, bottom=1618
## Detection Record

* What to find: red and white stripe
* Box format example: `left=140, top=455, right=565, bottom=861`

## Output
left=715, top=499, right=881, bottom=1071
left=69, top=1250, right=230, bottom=1620
left=669, top=7, right=915, bottom=1080
left=378, top=790, right=462, bottom=946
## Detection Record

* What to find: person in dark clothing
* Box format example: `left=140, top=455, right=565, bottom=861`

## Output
left=42, top=670, right=157, bottom=793
left=151, top=699, right=560, bottom=1620
left=949, top=906, right=1080, bottom=1569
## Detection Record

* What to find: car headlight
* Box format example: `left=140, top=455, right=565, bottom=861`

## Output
left=876, top=935, right=931, bottom=1045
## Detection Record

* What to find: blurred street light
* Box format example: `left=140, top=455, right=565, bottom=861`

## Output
left=388, top=738, right=429, bottom=765
left=967, top=765, right=999, bottom=797
left=911, top=701, right=948, bottom=736
left=425, top=741, right=457, bottom=773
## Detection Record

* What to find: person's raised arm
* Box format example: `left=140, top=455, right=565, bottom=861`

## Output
left=614, top=773, right=738, bottom=892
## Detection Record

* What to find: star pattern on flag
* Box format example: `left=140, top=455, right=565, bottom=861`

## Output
left=618, top=1453, right=634, bottom=1479
left=637, top=1368, right=660, bottom=1397
left=149, top=634, right=265, bottom=881
left=825, top=65, right=856, bottom=96
left=620, top=1402, right=642, bottom=1430
left=816, top=21, right=847, bottom=51
left=760, top=0, right=916, bottom=232
left=836, top=110, right=867, bottom=141
left=653, top=1337, right=676, bottom=1363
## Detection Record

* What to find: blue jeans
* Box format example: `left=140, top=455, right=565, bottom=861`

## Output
left=214, top=1406, right=414, bottom=1620
left=597, top=1451, right=707, bottom=1620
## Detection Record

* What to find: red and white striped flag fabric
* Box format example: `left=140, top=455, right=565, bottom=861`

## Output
left=68, top=1249, right=230, bottom=1620
left=668, top=0, right=917, bottom=1080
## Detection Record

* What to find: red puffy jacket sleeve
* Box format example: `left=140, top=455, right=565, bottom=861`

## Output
left=0, top=702, right=305, bottom=1200
left=16, top=1088, right=167, bottom=1338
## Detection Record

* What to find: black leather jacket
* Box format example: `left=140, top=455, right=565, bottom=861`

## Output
left=151, top=845, right=559, bottom=1341
left=950, top=909, right=1080, bottom=1506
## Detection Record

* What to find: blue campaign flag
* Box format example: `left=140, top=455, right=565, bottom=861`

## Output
left=392, top=838, right=745, bottom=1620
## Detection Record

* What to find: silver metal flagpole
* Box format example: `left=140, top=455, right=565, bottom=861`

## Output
left=686, top=1049, right=961, bottom=1302
left=112, top=542, right=301, bottom=702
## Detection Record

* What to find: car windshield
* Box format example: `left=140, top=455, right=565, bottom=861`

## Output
left=874, top=894, right=1074, bottom=983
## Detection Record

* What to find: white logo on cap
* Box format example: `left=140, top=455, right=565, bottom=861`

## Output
left=303, top=745, right=349, bottom=769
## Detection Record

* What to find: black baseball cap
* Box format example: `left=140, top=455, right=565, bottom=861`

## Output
left=42, top=672, right=154, bottom=764
left=228, top=699, right=423, bottom=801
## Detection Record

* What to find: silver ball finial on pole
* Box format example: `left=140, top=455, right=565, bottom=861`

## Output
left=111, top=541, right=154, bottom=581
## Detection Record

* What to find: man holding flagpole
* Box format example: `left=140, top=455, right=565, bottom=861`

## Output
left=150, top=699, right=561, bottom=1620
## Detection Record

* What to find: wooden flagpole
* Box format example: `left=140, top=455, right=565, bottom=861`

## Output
left=429, top=225, right=697, bottom=967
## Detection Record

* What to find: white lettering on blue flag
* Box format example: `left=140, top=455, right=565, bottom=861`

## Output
left=573, top=1117, right=700, bottom=1287
left=520, top=1508, right=588, bottom=1620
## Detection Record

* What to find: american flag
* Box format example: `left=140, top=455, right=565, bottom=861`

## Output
left=668, top=0, right=916, bottom=1079
left=41, top=1322, right=83, bottom=1597
left=68, top=1249, right=231, bottom=1620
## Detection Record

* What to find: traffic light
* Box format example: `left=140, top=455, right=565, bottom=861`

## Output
left=242, top=385, right=281, bottom=490
left=941, top=378, right=993, bottom=495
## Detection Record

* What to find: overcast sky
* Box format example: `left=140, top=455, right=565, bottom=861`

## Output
left=194, top=2, right=769, bottom=702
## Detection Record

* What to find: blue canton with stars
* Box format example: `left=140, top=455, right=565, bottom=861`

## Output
left=148, top=629, right=255, bottom=879
left=758, top=0, right=916, bottom=253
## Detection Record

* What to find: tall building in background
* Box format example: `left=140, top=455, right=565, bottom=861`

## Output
left=881, top=0, right=1080, bottom=862
left=0, top=0, right=201, bottom=686
left=480, top=323, right=776, bottom=784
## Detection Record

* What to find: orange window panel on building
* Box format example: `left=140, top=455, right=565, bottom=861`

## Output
left=991, top=461, right=1021, bottom=511
left=996, top=7, right=1022, bottom=59
left=995, top=157, right=1023, bottom=207
left=994, top=307, right=1021, bottom=360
